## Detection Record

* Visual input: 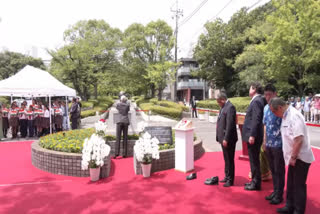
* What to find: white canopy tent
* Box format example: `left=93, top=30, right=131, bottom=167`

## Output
left=0, top=65, right=77, bottom=134
left=0, top=65, right=76, bottom=97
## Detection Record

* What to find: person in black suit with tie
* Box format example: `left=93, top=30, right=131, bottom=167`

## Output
left=216, top=92, right=238, bottom=187
left=243, top=82, right=266, bottom=191
left=115, top=95, right=130, bottom=158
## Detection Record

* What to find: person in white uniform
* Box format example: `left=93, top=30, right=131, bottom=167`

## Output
left=269, top=97, right=315, bottom=214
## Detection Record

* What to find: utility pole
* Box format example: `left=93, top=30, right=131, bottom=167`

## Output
left=171, top=0, right=183, bottom=101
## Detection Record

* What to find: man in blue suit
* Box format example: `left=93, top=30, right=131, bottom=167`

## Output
left=243, top=82, right=266, bottom=191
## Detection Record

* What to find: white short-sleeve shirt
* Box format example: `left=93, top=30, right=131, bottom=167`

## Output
left=281, top=106, right=315, bottom=165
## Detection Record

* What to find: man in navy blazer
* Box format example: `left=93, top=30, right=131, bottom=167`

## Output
left=216, top=92, right=238, bottom=187
left=243, top=82, right=266, bottom=191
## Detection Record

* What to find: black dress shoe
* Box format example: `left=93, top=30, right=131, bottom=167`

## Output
left=223, top=181, right=233, bottom=187
left=122, top=155, right=127, bottom=158
left=186, top=173, right=197, bottom=180
left=270, top=196, right=283, bottom=205
left=244, top=183, right=261, bottom=191
left=204, top=176, right=219, bottom=185
left=220, top=178, right=227, bottom=183
left=113, top=155, right=119, bottom=159
left=277, top=206, right=293, bottom=213
left=265, top=192, right=276, bottom=200
left=245, top=182, right=252, bottom=186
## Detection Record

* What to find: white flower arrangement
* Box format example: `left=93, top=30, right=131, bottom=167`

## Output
left=134, top=132, right=160, bottom=164
left=94, top=120, right=108, bottom=137
left=81, top=134, right=110, bottom=170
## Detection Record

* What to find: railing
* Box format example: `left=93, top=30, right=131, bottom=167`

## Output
left=177, top=81, right=205, bottom=90
left=177, top=67, right=198, bottom=77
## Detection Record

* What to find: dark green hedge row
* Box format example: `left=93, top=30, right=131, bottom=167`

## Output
left=197, top=97, right=251, bottom=113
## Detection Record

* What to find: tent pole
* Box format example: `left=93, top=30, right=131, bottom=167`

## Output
left=65, top=96, right=70, bottom=130
left=49, top=96, right=52, bottom=134
left=10, top=95, right=13, bottom=103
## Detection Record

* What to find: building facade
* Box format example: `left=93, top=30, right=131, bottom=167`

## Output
left=176, top=58, right=207, bottom=103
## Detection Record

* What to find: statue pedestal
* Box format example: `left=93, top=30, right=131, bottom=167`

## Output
left=106, top=101, right=137, bottom=135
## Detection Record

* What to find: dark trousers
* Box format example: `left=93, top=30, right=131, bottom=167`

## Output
left=286, top=159, right=310, bottom=214
left=221, top=142, right=236, bottom=183
left=247, top=140, right=262, bottom=186
left=19, top=119, right=28, bottom=138
left=28, top=120, right=34, bottom=137
left=116, top=123, right=129, bottom=156
left=71, top=117, right=78, bottom=130
left=266, top=147, right=285, bottom=197
left=192, top=108, right=197, bottom=118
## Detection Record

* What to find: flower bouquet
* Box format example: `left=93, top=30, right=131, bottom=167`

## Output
left=94, top=120, right=107, bottom=137
left=81, top=134, right=111, bottom=181
left=134, top=132, right=160, bottom=177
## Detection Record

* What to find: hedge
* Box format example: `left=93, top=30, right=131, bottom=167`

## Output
left=39, top=129, right=139, bottom=154
left=197, top=97, right=251, bottom=113
left=150, top=105, right=182, bottom=120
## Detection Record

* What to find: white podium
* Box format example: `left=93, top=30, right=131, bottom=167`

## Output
left=174, top=125, right=194, bottom=173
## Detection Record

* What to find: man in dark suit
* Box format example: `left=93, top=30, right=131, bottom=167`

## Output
left=115, top=95, right=130, bottom=158
left=243, top=82, right=266, bottom=191
left=216, top=92, right=238, bottom=187
left=190, top=96, right=197, bottom=118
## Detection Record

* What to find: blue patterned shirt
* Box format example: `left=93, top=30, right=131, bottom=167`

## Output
left=263, top=104, right=282, bottom=148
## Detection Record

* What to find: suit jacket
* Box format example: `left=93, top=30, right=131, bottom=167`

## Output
left=116, top=102, right=130, bottom=124
left=216, top=101, right=238, bottom=144
left=190, top=99, right=196, bottom=108
left=70, top=102, right=80, bottom=119
left=242, top=95, right=266, bottom=143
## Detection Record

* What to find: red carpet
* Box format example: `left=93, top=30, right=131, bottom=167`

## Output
left=0, top=141, right=319, bottom=214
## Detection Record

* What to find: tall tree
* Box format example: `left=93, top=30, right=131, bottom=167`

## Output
left=49, top=20, right=122, bottom=100
left=261, top=0, right=320, bottom=96
left=122, top=20, right=175, bottom=98
left=0, top=51, right=45, bottom=80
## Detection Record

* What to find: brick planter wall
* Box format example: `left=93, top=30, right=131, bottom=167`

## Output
left=134, top=139, right=204, bottom=175
left=31, top=141, right=111, bottom=178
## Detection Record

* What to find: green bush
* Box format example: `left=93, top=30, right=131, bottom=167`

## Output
left=81, top=109, right=96, bottom=118
left=139, top=103, right=154, bottom=111
left=150, top=105, right=182, bottom=120
left=39, top=128, right=140, bottom=154
left=39, top=128, right=95, bottom=153
left=81, top=101, right=94, bottom=108
left=197, top=97, right=251, bottom=113
left=136, top=97, right=150, bottom=106
left=209, top=112, right=217, bottom=116
left=88, top=99, right=99, bottom=106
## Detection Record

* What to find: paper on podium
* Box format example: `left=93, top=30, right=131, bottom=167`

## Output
left=175, top=119, right=193, bottom=129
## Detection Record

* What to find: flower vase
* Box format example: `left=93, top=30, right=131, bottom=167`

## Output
left=89, top=167, right=101, bottom=181
left=141, top=163, right=152, bottom=177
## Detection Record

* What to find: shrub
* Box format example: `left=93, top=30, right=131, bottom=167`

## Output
left=81, top=101, right=94, bottom=109
left=39, top=128, right=140, bottom=153
left=136, top=97, right=150, bottom=106
left=139, top=103, right=154, bottom=111
left=197, top=97, right=251, bottom=113
left=39, top=128, right=95, bottom=153
left=81, top=109, right=96, bottom=118
left=88, top=99, right=99, bottom=106
left=150, top=105, right=182, bottom=120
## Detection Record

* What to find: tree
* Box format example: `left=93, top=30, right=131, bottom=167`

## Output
left=145, top=61, right=178, bottom=100
left=261, top=0, right=320, bottom=96
left=0, top=51, right=45, bottom=80
left=122, top=20, right=175, bottom=98
left=49, top=20, right=122, bottom=100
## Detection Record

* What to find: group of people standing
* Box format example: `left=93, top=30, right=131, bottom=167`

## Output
left=215, top=82, right=314, bottom=214
left=288, top=95, right=320, bottom=123
left=0, top=99, right=72, bottom=139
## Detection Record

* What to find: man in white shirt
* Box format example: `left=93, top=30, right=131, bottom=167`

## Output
left=269, top=97, right=315, bottom=214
